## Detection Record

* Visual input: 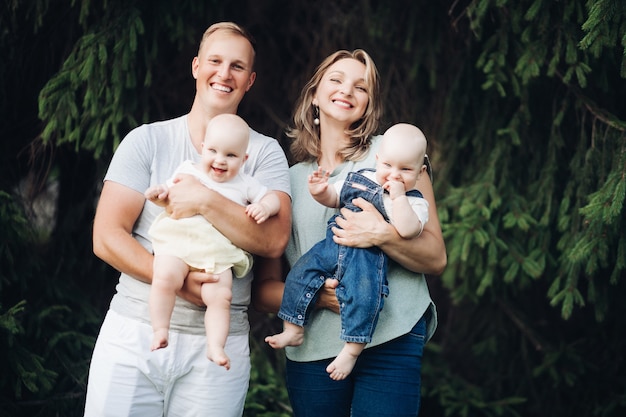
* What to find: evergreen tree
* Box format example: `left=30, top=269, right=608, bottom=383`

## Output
left=1, top=0, right=624, bottom=415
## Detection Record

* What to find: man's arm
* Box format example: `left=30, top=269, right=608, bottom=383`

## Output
left=251, top=256, right=286, bottom=313
left=93, top=181, right=154, bottom=283
left=166, top=175, right=292, bottom=258
left=94, top=180, right=213, bottom=306
left=252, top=256, right=340, bottom=314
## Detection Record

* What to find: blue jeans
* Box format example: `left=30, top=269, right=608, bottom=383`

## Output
left=278, top=169, right=423, bottom=343
left=285, top=315, right=428, bottom=417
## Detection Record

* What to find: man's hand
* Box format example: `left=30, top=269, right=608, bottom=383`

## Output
left=166, top=174, right=208, bottom=219
left=315, top=278, right=340, bottom=314
left=177, top=270, right=220, bottom=306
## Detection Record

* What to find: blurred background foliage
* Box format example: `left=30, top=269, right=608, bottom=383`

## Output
left=1, top=0, right=625, bottom=416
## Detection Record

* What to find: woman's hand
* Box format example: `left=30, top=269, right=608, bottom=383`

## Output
left=332, top=197, right=392, bottom=248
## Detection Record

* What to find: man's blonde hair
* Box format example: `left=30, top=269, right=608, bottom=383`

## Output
left=198, top=22, right=257, bottom=69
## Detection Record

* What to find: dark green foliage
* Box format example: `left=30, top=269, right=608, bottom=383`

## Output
left=0, top=190, right=97, bottom=416
left=1, top=0, right=625, bottom=416
left=432, top=1, right=625, bottom=415
left=245, top=334, right=292, bottom=417
left=440, top=0, right=626, bottom=319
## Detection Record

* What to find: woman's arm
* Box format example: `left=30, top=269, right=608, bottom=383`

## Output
left=166, top=175, right=292, bottom=258
left=332, top=173, right=447, bottom=275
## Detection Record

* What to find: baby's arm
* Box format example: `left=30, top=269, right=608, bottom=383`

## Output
left=246, top=191, right=281, bottom=224
left=144, top=184, right=169, bottom=207
left=308, top=167, right=339, bottom=208
left=384, top=181, right=424, bottom=239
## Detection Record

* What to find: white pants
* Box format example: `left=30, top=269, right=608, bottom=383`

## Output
left=84, top=310, right=250, bottom=417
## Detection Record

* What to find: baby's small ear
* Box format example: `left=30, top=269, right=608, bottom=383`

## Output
left=423, top=154, right=433, bottom=183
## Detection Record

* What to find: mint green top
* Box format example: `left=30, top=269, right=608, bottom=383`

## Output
left=285, top=135, right=438, bottom=362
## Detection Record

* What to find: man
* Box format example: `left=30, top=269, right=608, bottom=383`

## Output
left=85, top=22, right=291, bottom=417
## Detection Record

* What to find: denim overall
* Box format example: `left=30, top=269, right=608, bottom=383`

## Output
left=278, top=168, right=424, bottom=343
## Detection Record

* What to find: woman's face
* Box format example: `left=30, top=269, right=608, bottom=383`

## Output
left=313, top=58, right=369, bottom=127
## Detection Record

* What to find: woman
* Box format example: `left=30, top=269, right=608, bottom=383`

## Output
left=254, top=49, right=446, bottom=417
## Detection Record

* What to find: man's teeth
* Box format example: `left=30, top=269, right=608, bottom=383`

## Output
left=212, top=84, right=232, bottom=92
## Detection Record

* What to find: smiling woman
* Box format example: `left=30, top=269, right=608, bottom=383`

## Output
left=284, top=50, right=383, bottom=166
left=313, top=59, right=370, bottom=134
left=254, top=49, right=446, bottom=417
left=265, top=122, right=430, bottom=382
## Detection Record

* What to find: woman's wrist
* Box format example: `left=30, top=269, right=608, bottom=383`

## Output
left=374, top=219, right=396, bottom=247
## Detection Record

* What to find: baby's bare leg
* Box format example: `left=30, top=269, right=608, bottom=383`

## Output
left=150, top=255, right=188, bottom=351
left=326, top=342, right=365, bottom=380
left=202, top=269, right=233, bottom=370
left=265, top=321, right=305, bottom=349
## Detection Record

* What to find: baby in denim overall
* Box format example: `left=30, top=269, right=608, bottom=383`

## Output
left=267, top=123, right=430, bottom=380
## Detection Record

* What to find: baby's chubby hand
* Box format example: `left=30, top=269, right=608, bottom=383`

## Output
left=144, top=184, right=169, bottom=202
left=308, top=167, right=331, bottom=196
left=383, top=180, right=406, bottom=200
left=246, top=203, right=271, bottom=224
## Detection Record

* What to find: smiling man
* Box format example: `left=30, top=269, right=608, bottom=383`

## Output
left=85, top=22, right=291, bottom=417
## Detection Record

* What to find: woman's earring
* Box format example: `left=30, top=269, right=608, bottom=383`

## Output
left=313, top=105, right=320, bottom=125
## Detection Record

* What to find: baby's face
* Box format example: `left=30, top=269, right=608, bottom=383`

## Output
left=375, top=145, right=422, bottom=191
left=201, top=130, right=248, bottom=183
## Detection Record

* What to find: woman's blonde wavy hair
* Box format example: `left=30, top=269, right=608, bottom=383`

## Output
left=287, top=49, right=382, bottom=164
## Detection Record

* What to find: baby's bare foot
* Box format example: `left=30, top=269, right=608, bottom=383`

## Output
left=326, top=350, right=359, bottom=381
left=265, top=330, right=304, bottom=349
left=207, top=345, right=231, bottom=370
left=151, top=329, right=169, bottom=351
